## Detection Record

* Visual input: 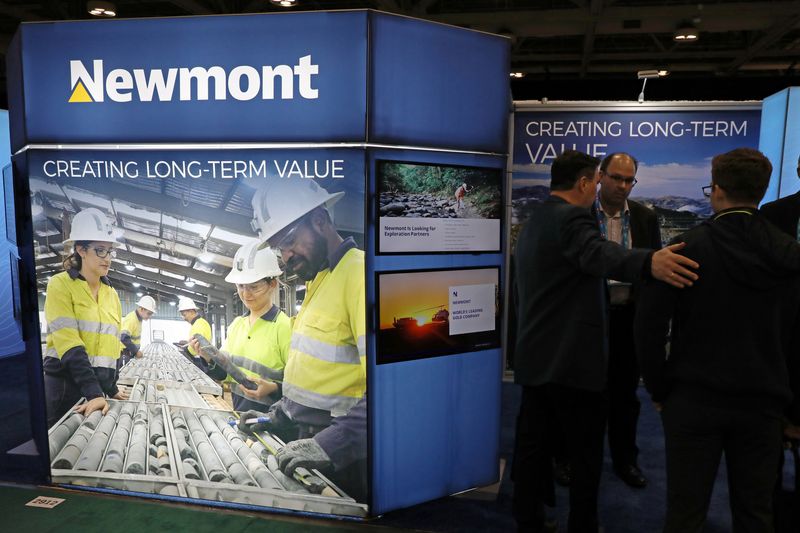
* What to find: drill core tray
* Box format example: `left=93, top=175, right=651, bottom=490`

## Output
left=48, top=400, right=367, bottom=516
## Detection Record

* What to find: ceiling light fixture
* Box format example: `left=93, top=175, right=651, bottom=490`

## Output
left=87, top=1, right=117, bottom=17
left=125, top=260, right=136, bottom=272
left=132, top=282, right=140, bottom=288
left=197, top=242, right=214, bottom=263
left=673, top=22, right=699, bottom=42
left=184, top=278, right=196, bottom=288
left=169, top=301, right=176, bottom=306
left=270, top=0, right=297, bottom=7
left=136, top=292, right=143, bottom=297
left=510, top=72, right=525, bottom=79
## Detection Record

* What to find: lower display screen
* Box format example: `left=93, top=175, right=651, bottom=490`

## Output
left=376, top=267, right=500, bottom=364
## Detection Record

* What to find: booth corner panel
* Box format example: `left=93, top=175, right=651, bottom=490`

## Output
left=367, top=11, right=510, bottom=154
left=369, top=348, right=502, bottom=515
left=758, top=87, right=800, bottom=201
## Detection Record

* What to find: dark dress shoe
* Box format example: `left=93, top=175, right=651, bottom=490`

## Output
left=614, top=464, right=648, bottom=488
left=516, top=519, right=558, bottom=533
left=554, top=461, right=571, bottom=487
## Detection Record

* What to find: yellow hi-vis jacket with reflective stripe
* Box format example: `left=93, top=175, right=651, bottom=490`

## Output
left=283, top=247, right=366, bottom=417
left=44, top=270, right=122, bottom=396
left=120, top=310, right=142, bottom=353
left=188, top=316, right=212, bottom=356
left=221, top=307, right=291, bottom=405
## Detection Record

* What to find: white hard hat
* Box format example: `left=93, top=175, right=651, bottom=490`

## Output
left=177, top=298, right=198, bottom=312
left=225, top=239, right=282, bottom=284
left=250, top=180, right=344, bottom=243
left=136, top=295, right=157, bottom=314
left=63, top=207, right=124, bottom=247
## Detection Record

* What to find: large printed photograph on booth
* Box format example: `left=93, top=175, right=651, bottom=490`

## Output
left=28, top=149, right=369, bottom=516
left=376, top=267, right=500, bottom=364
left=377, top=160, right=502, bottom=253
left=510, top=109, right=762, bottom=248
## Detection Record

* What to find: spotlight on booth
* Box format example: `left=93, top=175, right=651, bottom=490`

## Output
left=636, top=69, right=669, bottom=104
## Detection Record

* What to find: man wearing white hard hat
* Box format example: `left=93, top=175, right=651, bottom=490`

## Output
left=119, top=295, right=156, bottom=365
left=189, top=239, right=291, bottom=412
left=238, top=179, right=367, bottom=502
left=43, top=207, right=126, bottom=426
left=178, top=297, right=211, bottom=358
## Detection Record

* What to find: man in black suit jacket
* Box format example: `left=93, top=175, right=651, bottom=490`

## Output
left=512, top=150, right=698, bottom=533
left=760, top=153, right=800, bottom=240
left=595, top=152, right=662, bottom=489
left=635, top=148, right=800, bottom=532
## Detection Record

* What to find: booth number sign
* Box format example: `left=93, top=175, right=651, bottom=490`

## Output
left=26, top=496, right=65, bottom=509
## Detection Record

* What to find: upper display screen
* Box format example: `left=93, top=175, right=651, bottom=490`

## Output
left=376, top=159, right=502, bottom=254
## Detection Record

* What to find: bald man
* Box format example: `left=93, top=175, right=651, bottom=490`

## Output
left=595, top=152, right=662, bottom=489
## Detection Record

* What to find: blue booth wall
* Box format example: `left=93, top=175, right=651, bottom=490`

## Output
left=759, top=87, right=800, bottom=203
left=0, top=111, right=47, bottom=484
left=4, top=10, right=510, bottom=516
left=367, top=148, right=506, bottom=513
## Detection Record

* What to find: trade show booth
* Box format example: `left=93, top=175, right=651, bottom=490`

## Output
left=1, top=10, right=509, bottom=518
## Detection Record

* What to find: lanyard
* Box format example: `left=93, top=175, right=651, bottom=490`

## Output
left=595, top=197, right=630, bottom=249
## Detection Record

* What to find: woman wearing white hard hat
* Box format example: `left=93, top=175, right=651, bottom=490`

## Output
left=119, top=295, right=156, bottom=365
left=189, top=239, right=291, bottom=412
left=43, top=207, right=126, bottom=426
left=177, top=297, right=211, bottom=358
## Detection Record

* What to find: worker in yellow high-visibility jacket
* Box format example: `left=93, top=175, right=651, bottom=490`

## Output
left=237, top=179, right=367, bottom=502
left=119, top=295, right=156, bottom=365
left=178, top=297, right=211, bottom=357
left=43, top=208, right=127, bottom=426
left=189, top=240, right=290, bottom=413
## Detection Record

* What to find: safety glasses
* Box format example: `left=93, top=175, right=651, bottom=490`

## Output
left=236, top=280, right=269, bottom=294
left=90, top=246, right=116, bottom=258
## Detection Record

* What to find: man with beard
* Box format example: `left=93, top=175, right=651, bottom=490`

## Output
left=238, top=180, right=367, bottom=502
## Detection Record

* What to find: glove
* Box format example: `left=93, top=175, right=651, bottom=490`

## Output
left=276, top=438, right=331, bottom=475
left=237, top=409, right=271, bottom=434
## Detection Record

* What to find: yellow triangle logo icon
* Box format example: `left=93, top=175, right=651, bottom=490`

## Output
left=68, top=81, right=94, bottom=103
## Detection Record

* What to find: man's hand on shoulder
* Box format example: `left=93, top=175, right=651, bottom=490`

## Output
left=651, top=242, right=699, bottom=288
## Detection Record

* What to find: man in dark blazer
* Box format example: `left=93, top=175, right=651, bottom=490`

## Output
left=511, top=150, right=698, bottom=533
left=760, top=153, right=800, bottom=240
left=595, top=152, right=662, bottom=489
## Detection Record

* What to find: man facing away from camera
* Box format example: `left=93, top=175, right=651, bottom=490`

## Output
left=635, top=148, right=800, bottom=533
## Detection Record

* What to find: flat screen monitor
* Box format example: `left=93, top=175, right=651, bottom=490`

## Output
left=376, top=266, right=500, bottom=364
left=376, top=160, right=502, bottom=254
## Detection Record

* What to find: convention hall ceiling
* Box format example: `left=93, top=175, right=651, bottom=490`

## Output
left=1, top=1, right=799, bottom=101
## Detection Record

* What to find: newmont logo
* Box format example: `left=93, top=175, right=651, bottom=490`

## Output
left=68, top=56, right=320, bottom=103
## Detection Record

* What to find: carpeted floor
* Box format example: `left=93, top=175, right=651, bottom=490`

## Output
left=1, top=382, right=795, bottom=532
left=377, top=382, right=797, bottom=532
